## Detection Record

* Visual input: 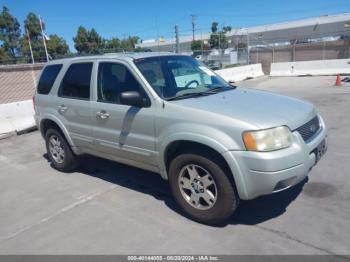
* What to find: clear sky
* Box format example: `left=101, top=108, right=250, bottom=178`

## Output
left=1, top=0, right=350, bottom=51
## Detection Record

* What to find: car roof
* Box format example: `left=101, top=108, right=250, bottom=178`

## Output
left=49, top=52, right=186, bottom=65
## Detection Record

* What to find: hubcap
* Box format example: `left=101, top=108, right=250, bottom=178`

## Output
left=178, top=164, right=218, bottom=210
left=48, top=135, right=65, bottom=164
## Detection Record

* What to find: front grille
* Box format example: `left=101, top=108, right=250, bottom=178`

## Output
left=295, top=116, right=320, bottom=142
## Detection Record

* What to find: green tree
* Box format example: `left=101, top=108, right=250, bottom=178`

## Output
left=104, top=37, right=121, bottom=51
left=0, top=46, right=11, bottom=63
left=191, top=40, right=203, bottom=51
left=222, top=26, right=232, bottom=33
left=211, top=22, right=218, bottom=34
left=209, top=22, right=231, bottom=49
left=24, top=12, right=41, bottom=39
left=46, top=34, right=69, bottom=58
left=191, top=40, right=210, bottom=55
left=103, top=35, right=140, bottom=52
left=87, top=28, right=103, bottom=53
left=127, top=36, right=139, bottom=48
left=73, top=26, right=103, bottom=53
left=73, top=26, right=89, bottom=53
left=0, top=6, right=21, bottom=57
left=22, top=12, right=45, bottom=60
left=74, top=25, right=141, bottom=54
left=21, top=12, right=68, bottom=61
left=0, top=46, right=5, bottom=57
left=120, top=36, right=139, bottom=51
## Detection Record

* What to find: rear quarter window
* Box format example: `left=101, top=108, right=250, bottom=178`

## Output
left=37, top=64, right=63, bottom=94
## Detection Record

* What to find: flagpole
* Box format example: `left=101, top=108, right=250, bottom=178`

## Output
left=26, top=30, right=35, bottom=64
left=39, top=15, right=49, bottom=62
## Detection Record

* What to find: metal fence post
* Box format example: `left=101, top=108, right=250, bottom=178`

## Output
left=247, top=29, right=250, bottom=64
left=322, top=41, right=326, bottom=60
left=293, top=44, right=296, bottom=62
left=201, top=31, right=203, bottom=56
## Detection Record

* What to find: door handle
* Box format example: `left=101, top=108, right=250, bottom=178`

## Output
left=96, top=110, right=110, bottom=119
left=57, top=105, right=68, bottom=113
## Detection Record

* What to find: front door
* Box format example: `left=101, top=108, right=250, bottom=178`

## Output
left=91, top=61, right=157, bottom=166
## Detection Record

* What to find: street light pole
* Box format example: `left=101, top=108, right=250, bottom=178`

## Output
left=175, top=25, right=180, bottom=53
left=191, top=15, right=196, bottom=41
left=247, top=28, right=250, bottom=64
left=200, top=31, right=203, bottom=56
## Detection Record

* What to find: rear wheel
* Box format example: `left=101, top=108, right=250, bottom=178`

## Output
left=169, top=152, right=239, bottom=225
left=45, top=128, right=78, bottom=172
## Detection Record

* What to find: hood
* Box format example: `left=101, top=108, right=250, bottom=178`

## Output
left=172, top=87, right=316, bottom=130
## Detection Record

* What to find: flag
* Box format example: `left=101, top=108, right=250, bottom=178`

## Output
left=26, top=29, right=35, bottom=64
left=25, top=29, right=31, bottom=41
left=39, top=16, right=50, bottom=40
left=39, top=17, right=45, bottom=30
left=39, top=15, right=50, bottom=62
left=43, top=32, right=50, bottom=41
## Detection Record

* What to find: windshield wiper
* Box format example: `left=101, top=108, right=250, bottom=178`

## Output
left=166, top=86, right=236, bottom=101
left=166, top=92, right=209, bottom=101
left=201, top=85, right=237, bottom=94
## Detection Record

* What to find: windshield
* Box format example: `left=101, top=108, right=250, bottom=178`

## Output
left=134, top=55, right=232, bottom=100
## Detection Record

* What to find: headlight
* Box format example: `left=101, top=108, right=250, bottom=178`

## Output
left=243, top=126, right=292, bottom=152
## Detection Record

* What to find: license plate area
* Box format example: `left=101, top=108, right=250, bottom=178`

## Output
left=313, top=139, right=327, bottom=163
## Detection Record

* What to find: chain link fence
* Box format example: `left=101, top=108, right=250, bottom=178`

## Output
left=192, top=39, right=350, bottom=73
left=0, top=56, right=48, bottom=65
left=250, top=40, right=350, bottom=74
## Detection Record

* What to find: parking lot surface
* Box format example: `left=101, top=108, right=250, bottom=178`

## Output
left=0, top=76, right=350, bottom=255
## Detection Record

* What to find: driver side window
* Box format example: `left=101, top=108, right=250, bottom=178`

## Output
left=97, top=62, right=145, bottom=104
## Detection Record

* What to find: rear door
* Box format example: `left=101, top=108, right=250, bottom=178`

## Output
left=55, top=61, right=94, bottom=148
left=90, top=60, right=157, bottom=166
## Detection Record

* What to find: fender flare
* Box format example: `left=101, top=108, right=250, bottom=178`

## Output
left=158, top=130, right=239, bottom=179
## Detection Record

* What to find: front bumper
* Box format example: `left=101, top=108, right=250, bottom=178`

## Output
left=223, top=116, right=327, bottom=200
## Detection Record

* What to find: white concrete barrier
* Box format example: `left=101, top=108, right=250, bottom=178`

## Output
left=215, top=64, right=265, bottom=82
left=270, top=59, right=350, bottom=76
left=0, top=116, right=15, bottom=139
left=0, top=100, right=36, bottom=138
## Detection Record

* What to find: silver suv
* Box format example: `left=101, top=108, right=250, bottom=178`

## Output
left=34, top=53, right=327, bottom=225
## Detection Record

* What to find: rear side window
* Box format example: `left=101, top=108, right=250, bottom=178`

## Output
left=37, top=64, right=62, bottom=94
left=59, top=63, right=93, bottom=99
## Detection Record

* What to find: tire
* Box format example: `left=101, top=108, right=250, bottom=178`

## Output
left=45, top=128, right=78, bottom=172
left=169, top=152, right=239, bottom=225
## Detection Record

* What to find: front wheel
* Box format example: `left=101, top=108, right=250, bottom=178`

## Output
left=169, top=153, right=239, bottom=225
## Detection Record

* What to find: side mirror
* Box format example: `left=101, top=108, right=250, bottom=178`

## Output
left=120, top=91, right=146, bottom=107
